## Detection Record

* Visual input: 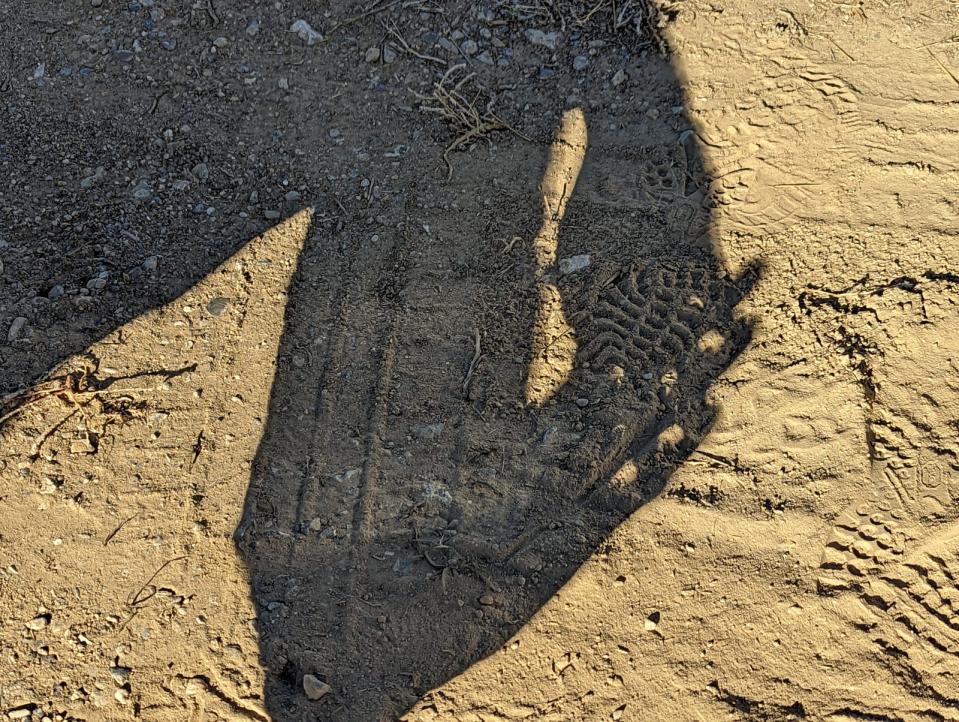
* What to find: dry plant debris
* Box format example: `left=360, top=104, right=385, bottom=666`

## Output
left=415, top=64, right=530, bottom=180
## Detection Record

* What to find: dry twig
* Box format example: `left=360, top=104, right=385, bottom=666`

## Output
left=463, top=328, right=483, bottom=395
left=415, top=64, right=530, bottom=180
left=382, top=20, right=447, bottom=65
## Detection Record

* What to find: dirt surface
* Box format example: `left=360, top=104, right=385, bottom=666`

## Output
left=2, top=1, right=958, bottom=720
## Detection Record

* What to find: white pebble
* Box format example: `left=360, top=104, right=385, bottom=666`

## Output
left=7, top=317, right=27, bottom=342
left=559, top=254, right=591, bottom=275
left=290, top=19, right=322, bottom=46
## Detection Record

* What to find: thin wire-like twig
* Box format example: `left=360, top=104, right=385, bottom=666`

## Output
left=383, top=20, right=447, bottom=65
left=463, top=328, right=483, bottom=394
left=128, top=556, right=188, bottom=607
left=104, top=512, right=140, bottom=546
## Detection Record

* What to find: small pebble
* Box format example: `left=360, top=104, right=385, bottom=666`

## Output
left=26, top=614, right=51, bottom=631
left=559, top=254, right=591, bottom=275
left=245, top=18, right=260, bottom=36
left=206, top=297, right=229, bottom=317
left=573, top=55, right=588, bottom=71
left=290, top=19, right=322, bottom=46
left=132, top=184, right=153, bottom=200
left=302, top=674, right=330, bottom=701
left=70, top=437, right=95, bottom=455
left=612, top=69, right=628, bottom=87
left=478, top=594, right=495, bottom=606
left=575, top=397, right=589, bottom=408
left=526, top=29, right=561, bottom=50
left=48, top=284, right=64, bottom=300
left=462, top=39, right=478, bottom=55
left=412, top=422, right=444, bottom=441
left=7, top=317, right=27, bottom=341
left=143, top=256, right=159, bottom=272
left=365, top=47, right=380, bottom=63
left=212, top=37, right=228, bottom=48
left=382, top=46, right=397, bottom=63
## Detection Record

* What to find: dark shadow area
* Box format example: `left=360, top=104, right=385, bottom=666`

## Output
left=235, top=11, right=758, bottom=722
left=0, top=1, right=310, bottom=399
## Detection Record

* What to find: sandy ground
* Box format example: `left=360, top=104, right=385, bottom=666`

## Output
left=2, top=0, right=959, bottom=720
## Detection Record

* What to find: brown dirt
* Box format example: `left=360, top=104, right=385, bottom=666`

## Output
left=1, top=1, right=958, bottom=721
